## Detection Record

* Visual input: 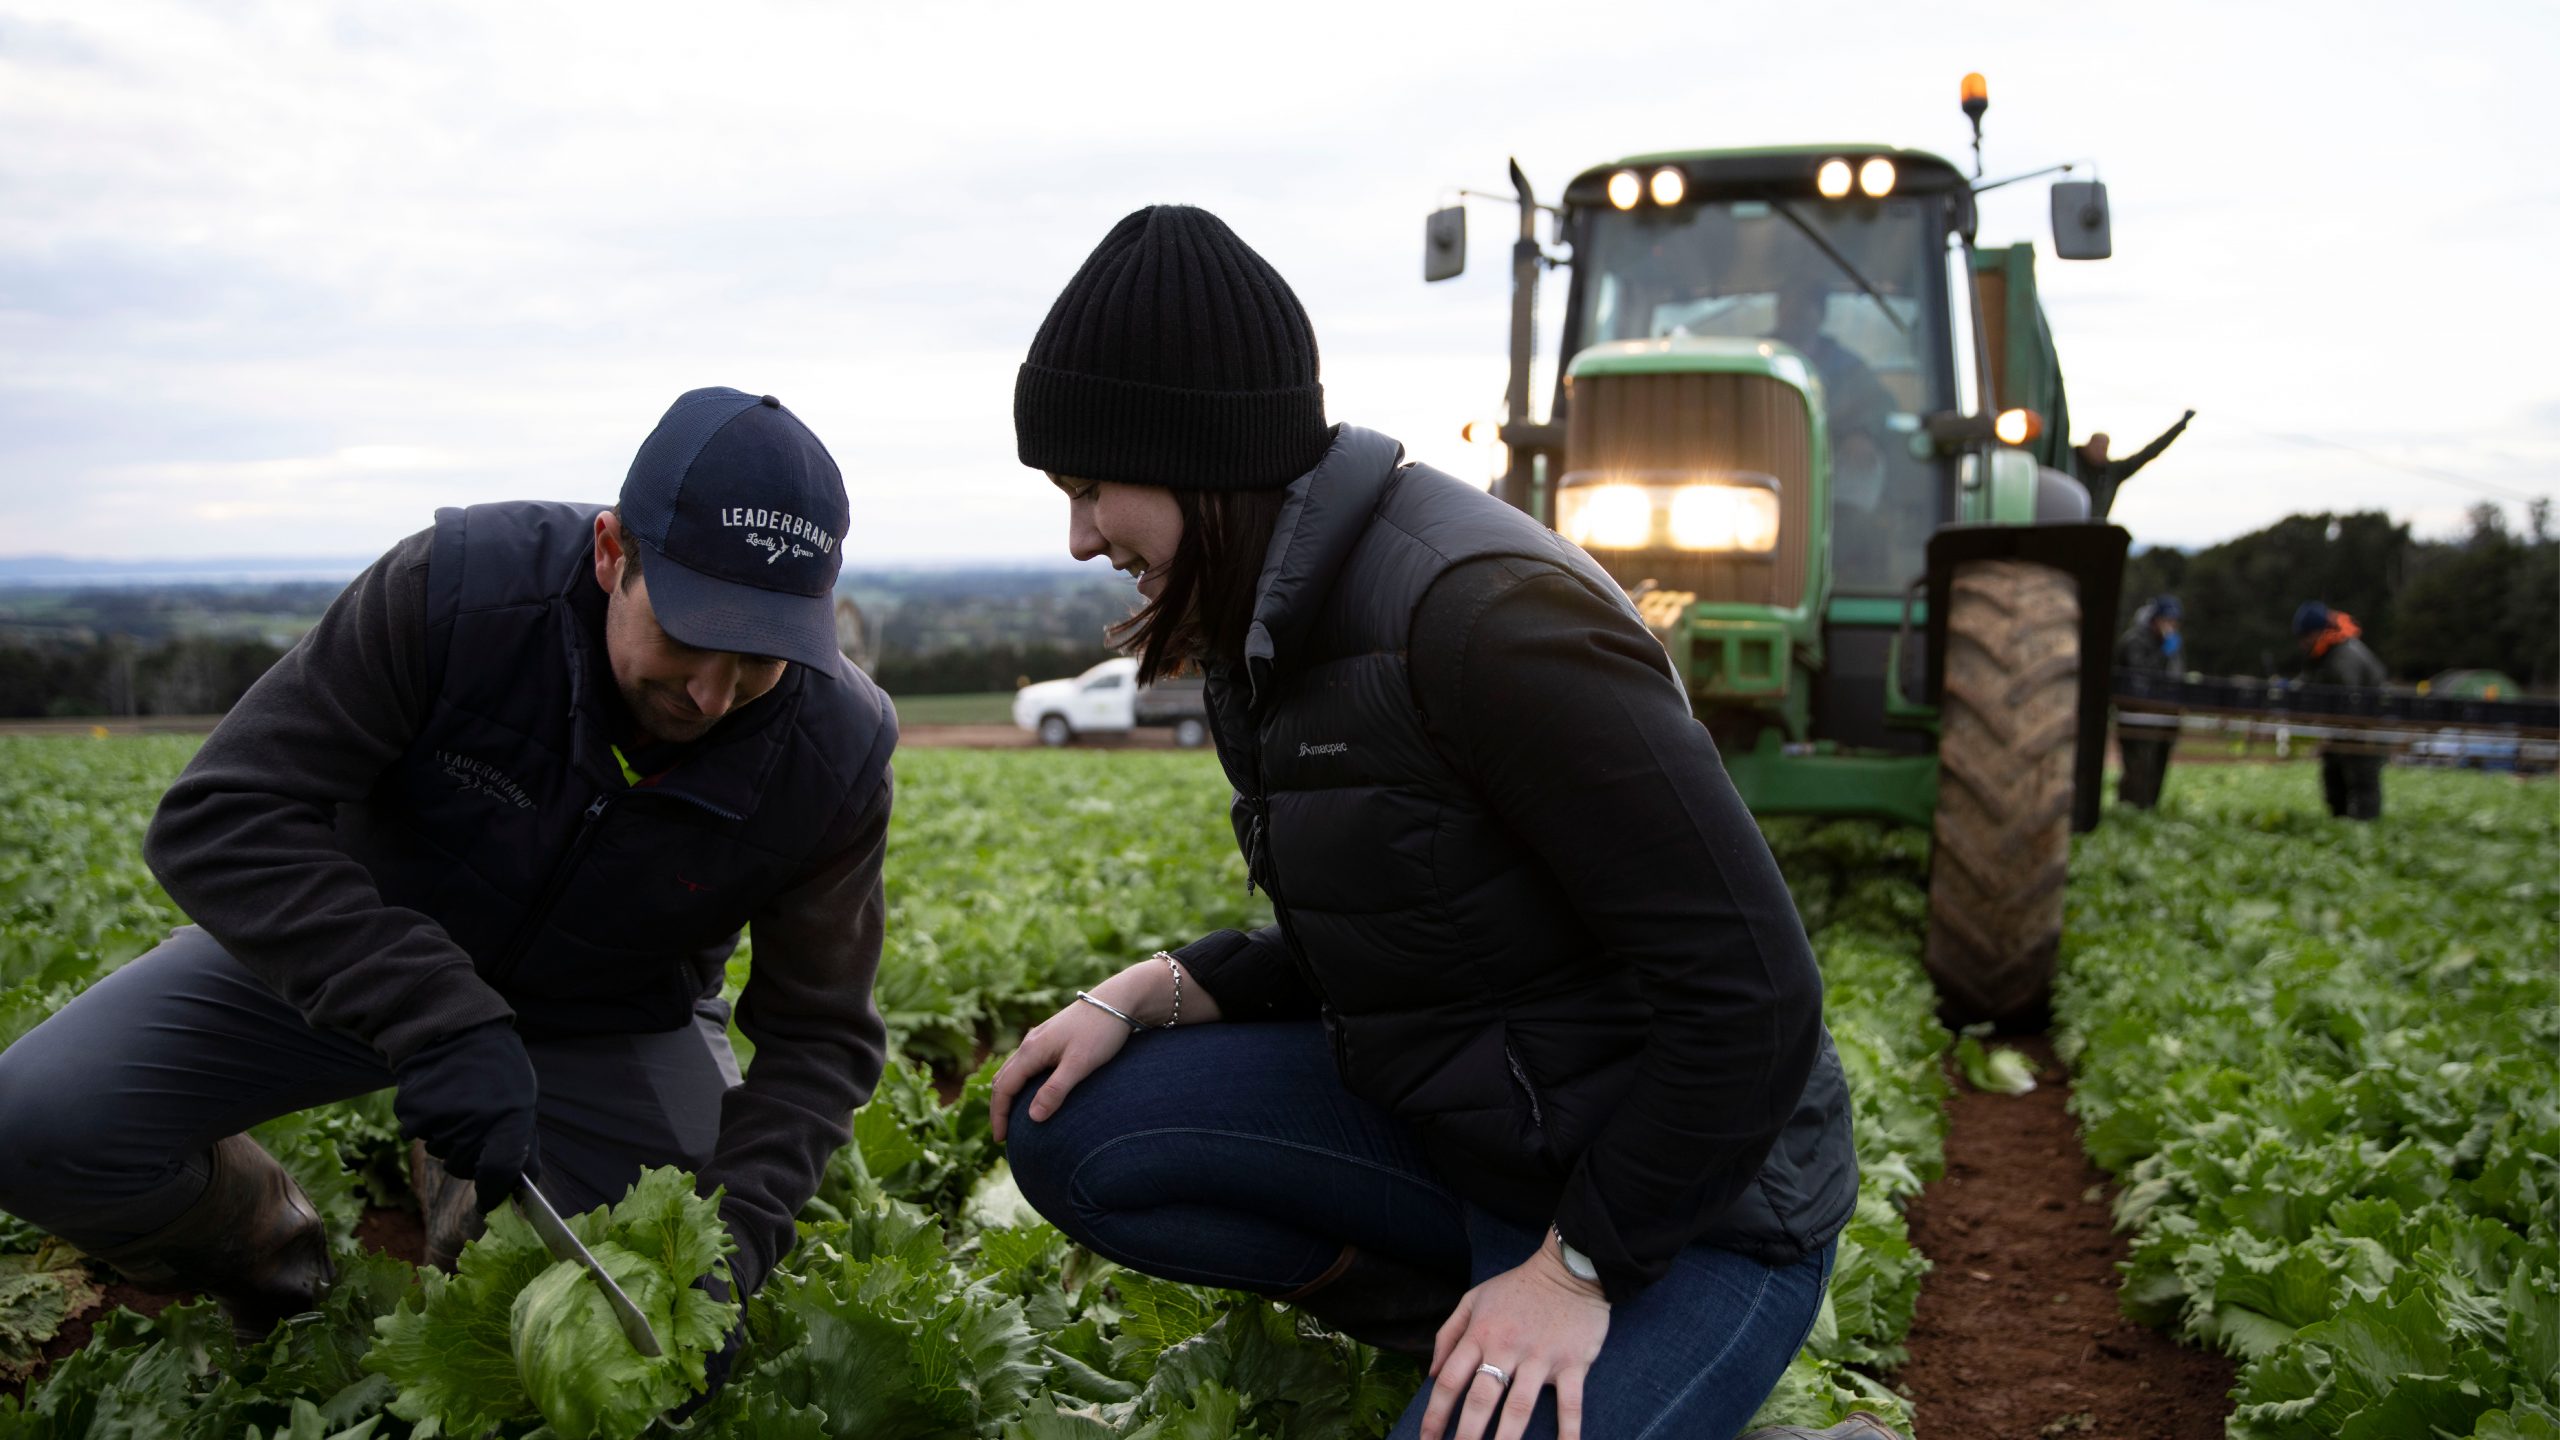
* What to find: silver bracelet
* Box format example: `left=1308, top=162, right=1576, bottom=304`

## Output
left=1074, top=990, right=1145, bottom=1034
left=1155, top=951, right=1182, bottom=1028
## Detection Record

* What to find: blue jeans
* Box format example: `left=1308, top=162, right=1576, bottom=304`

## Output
left=1006, top=1022, right=1832, bottom=1440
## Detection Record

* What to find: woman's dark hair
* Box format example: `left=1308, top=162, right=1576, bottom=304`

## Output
left=1114, top=487, right=1287, bottom=684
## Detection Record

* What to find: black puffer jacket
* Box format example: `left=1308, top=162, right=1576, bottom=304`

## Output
left=1183, top=426, right=1857, bottom=1300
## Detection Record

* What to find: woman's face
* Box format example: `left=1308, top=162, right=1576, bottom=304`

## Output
left=1054, top=476, right=1184, bottom=605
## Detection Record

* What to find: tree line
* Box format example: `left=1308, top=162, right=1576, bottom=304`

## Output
left=0, top=634, right=291, bottom=719
left=2119, top=502, right=2556, bottom=689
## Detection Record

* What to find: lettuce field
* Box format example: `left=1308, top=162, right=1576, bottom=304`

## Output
left=0, top=735, right=2551, bottom=1438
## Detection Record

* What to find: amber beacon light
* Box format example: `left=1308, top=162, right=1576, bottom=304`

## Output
left=1960, top=72, right=1990, bottom=176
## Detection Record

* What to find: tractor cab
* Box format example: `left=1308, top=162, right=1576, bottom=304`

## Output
left=1560, top=146, right=1972, bottom=602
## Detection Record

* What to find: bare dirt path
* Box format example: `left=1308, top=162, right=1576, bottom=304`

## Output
left=1895, top=1037, right=2235, bottom=1440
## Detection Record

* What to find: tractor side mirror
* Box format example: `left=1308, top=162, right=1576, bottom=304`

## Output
left=1424, top=205, right=1467, bottom=282
left=2051, top=180, right=2112, bottom=260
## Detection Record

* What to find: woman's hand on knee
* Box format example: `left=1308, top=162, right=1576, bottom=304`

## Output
left=989, top=1000, right=1133, bottom=1143
left=1420, top=1242, right=1610, bottom=1440
left=992, top=956, right=1204, bottom=1142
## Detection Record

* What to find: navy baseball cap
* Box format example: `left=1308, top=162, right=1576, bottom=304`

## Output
left=618, top=387, right=849, bottom=672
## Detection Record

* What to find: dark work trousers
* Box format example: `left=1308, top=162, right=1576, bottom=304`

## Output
left=2116, top=728, right=2176, bottom=810
left=2321, top=751, right=2386, bottom=820
left=0, top=925, right=740, bottom=1250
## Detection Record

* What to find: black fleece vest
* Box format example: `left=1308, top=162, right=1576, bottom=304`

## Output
left=1211, top=429, right=1856, bottom=1263
left=335, top=500, right=894, bottom=1038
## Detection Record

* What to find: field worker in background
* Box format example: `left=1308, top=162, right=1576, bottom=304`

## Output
left=2073, top=408, right=2194, bottom=520
left=2113, top=594, right=2184, bottom=809
left=989, top=206, right=1872, bottom=1440
left=0, top=388, right=896, bottom=1399
left=2295, top=600, right=2387, bottom=820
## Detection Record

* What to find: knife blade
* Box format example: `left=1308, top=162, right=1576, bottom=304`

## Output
left=515, top=1179, right=665, bottom=1357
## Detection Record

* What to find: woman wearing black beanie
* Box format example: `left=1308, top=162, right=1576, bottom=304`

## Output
left=991, top=205, right=1865, bottom=1440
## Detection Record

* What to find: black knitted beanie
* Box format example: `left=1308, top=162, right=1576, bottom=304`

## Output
left=1015, top=205, right=1330, bottom=491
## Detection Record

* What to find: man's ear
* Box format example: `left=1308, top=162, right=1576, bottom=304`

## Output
left=594, top=511, right=626, bottom=594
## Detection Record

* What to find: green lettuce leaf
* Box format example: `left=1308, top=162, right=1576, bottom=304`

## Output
left=733, top=1216, right=1042, bottom=1438
left=0, top=1245, right=104, bottom=1385
left=510, top=1242, right=682, bottom=1440
left=1954, top=1034, right=2039, bottom=1094
left=366, top=1201, right=554, bottom=1434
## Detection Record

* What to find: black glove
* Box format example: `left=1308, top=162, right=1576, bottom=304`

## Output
left=392, top=1020, right=541, bottom=1213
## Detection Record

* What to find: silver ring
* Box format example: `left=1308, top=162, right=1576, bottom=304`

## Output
left=1475, top=1362, right=1510, bottom=1387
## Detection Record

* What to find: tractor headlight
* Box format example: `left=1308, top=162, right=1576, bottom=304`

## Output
left=1649, top=166, right=1686, bottom=206
left=1556, top=476, right=1783, bottom=553
left=1669, top=484, right=1782, bottom=552
left=1607, top=170, right=1642, bottom=210
left=1557, top=483, right=1654, bottom=549
left=1816, top=158, right=1854, bottom=199
left=1859, top=157, right=1897, bottom=197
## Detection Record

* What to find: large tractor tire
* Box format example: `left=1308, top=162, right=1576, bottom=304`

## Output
left=1926, top=558, right=2081, bottom=1029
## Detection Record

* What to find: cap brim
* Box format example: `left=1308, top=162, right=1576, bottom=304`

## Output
left=634, top=537, right=847, bottom=674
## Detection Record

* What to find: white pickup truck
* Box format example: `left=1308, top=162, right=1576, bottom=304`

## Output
left=1012, top=657, right=1210, bottom=748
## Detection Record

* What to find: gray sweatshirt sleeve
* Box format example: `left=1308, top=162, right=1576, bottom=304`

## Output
left=710, top=767, right=894, bottom=1296
left=141, top=529, right=515, bottom=1066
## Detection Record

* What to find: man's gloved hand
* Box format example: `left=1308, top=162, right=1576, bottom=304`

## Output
left=391, top=1019, right=540, bottom=1214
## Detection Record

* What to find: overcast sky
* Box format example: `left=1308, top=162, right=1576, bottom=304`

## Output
left=2, top=0, right=2552, bottom=567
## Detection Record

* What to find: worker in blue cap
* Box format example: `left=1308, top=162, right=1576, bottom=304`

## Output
left=2113, top=594, right=2184, bottom=809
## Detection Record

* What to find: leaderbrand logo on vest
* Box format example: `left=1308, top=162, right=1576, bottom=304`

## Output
left=1297, top=741, right=1350, bottom=757
left=436, top=750, right=534, bottom=810
left=719, top=507, right=840, bottom=567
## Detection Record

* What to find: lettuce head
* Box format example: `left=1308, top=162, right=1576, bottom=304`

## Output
left=367, top=1167, right=736, bottom=1440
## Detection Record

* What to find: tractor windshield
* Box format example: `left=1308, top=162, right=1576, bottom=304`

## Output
left=1574, top=195, right=1955, bottom=594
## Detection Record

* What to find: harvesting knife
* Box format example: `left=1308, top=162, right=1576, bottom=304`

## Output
left=515, top=1179, right=665, bottom=1357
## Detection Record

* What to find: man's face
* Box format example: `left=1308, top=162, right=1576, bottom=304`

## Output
left=2154, top=617, right=2180, bottom=639
left=594, top=518, right=787, bottom=745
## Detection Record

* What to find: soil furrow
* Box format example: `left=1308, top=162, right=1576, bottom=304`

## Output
left=1894, top=1037, right=2235, bottom=1440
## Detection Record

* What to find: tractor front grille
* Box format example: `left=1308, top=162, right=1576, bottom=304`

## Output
left=1562, top=370, right=1813, bottom=606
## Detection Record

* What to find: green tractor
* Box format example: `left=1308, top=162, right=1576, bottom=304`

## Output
left=1424, top=76, right=2132, bottom=1025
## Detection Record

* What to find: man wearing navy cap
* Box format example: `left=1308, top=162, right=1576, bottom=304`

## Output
left=0, top=389, right=898, bottom=1368
left=2112, top=593, right=2184, bottom=809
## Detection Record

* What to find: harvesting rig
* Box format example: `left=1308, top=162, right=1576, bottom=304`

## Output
left=1424, top=75, right=2131, bottom=1024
